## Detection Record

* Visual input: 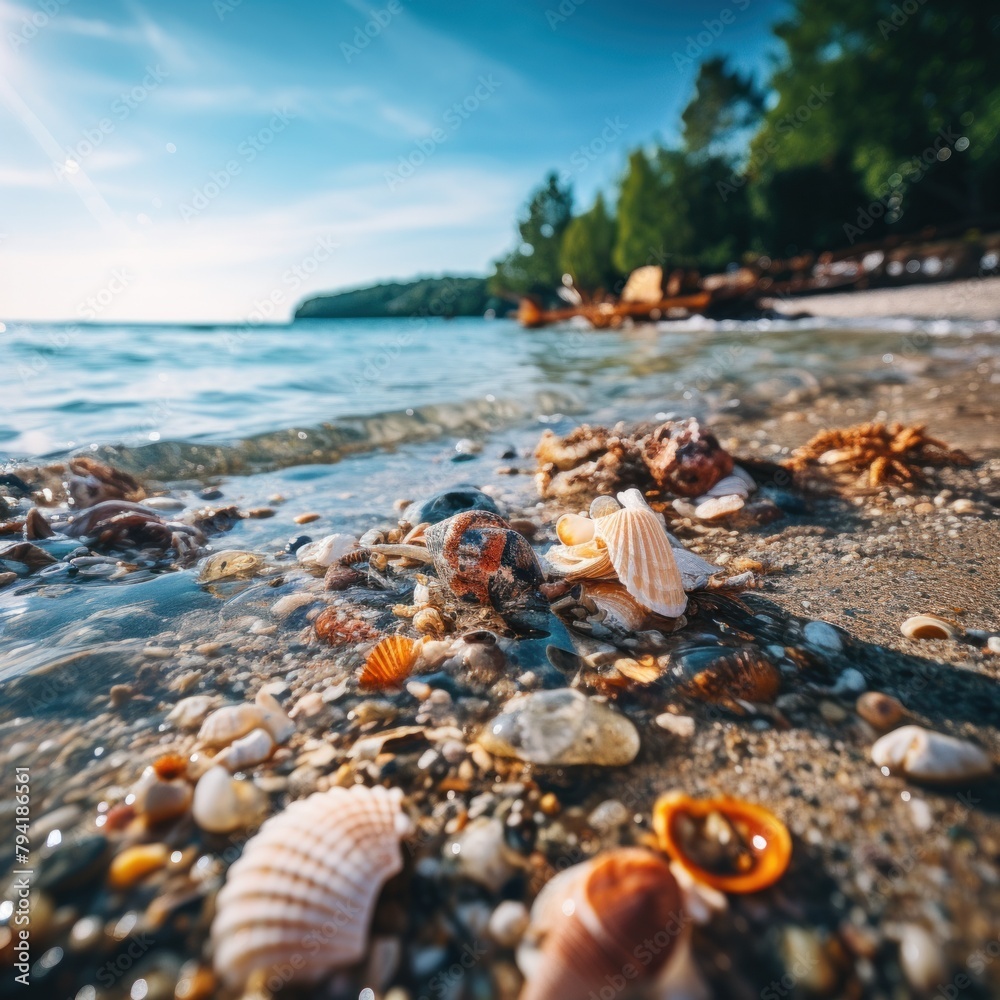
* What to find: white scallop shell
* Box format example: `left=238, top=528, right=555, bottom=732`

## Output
left=211, top=785, right=412, bottom=989
left=696, top=475, right=751, bottom=501
left=593, top=489, right=687, bottom=617
left=296, top=532, right=357, bottom=568
left=871, top=725, right=992, bottom=783
left=216, top=727, right=275, bottom=772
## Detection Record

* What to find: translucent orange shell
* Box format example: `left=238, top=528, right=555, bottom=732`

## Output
left=652, top=791, right=791, bottom=894
left=360, top=635, right=416, bottom=689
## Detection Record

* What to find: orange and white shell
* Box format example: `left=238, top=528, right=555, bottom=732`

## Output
left=360, top=635, right=417, bottom=689
left=211, top=784, right=412, bottom=989
left=516, top=848, right=688, bottom=1000
left=592, top=489, right=687, bottom=617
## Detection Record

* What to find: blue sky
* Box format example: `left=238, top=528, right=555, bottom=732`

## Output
left=0, top=0, right=786, bottom=322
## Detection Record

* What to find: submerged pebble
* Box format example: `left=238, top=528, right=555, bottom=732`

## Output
left=478, top=688, right=639, bottom=766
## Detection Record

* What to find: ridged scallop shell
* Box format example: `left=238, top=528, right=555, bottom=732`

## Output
left=592, top=489, right=687, bottom=617
left=516, top=848, right=684, bottom=1000
left=211, top=785, right=412, bottom=989
left=653, top=792, right=792, bottom=894
left=216, top=727, right=275, bottom=772
left=543, top=537, right=615, bottom=580
left=360, top=635, right=417, bottom=689
left=589, top=495, right=622, bottom=519
left=871, top=725, right=993, bottom=783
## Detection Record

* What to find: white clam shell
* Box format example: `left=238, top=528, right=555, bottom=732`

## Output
left=593, top=489, right=687, bottom=617
left=666, top=537, right=721, bottom=590
left=192, top=765, right=267, bottom=834
left=197, top=703, right=264, bottom=748
left=693, top=494, right=745, bottom=520
left=697, top=475, right=751, bottom=501
left=871, top=725, right=992, bottom=783
left=731, top=464, right=757, bottom=490
left=211, top=784, right=411, bottom=989
left=296, top=532, right=357, bottom=568
left=216, top=727, right=275, bottom=772
left=900, top=615, right=959, bottom=640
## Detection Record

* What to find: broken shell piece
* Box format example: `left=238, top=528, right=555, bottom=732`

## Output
left=130, top=767, right=193, bottom=825
left=216, top=728, right=275, bottom=772
left=543, top=537, right=615, bottom=580
left=653, top=791, right=792, bottom=894
left=581, top=581, right=649, bottom=631
left=614, top=655, right=663, bottom=685
left=871, top=725, right=992, bottom=784
left=900, top=615, right=960, bottom=640
left=254, top=690, right=295, bottom=744
left=593, top=489, right=687, bottom=617
left=296, top=533, right=357, bottom=568
left=478, top=688, right=639, bottom=766
left=693, top=494, right=745, bottom=520
left=211, top=785, right=411, bottom=989
left=516, top=848, right=686, bottom=1000
left=556, top=512, right=596, bottom=546
left=198, top=704, right=268, bottom=749
left=360, top=635, right=417, bottom=689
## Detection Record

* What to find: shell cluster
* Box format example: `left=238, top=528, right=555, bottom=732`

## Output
left=211, top=784, right=411, bottom=989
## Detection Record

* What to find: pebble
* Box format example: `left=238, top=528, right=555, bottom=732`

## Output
left=832, top=668, right=866, bottom=695
left=0, top=571, right=18, bottom=588
left=478, top=688, right=640, bottom=766
left=587, top=799, right=629, bottom=832
left=142, top=496, right=186, bottom=511
left=779, top=927, right=842, bottom=995
left=108, top=843, right=170, bottom=889
left=191, top=767, right=267, bottom=833
left=803, top=620, right=843, bottom=653
left=950, top=498, right=979, bottom=515
left=294, top=512, right=320, bottom=524
left=271, top=593, right=319, bottom=618
left=896, top=923, right=948, bottom=991
left=31, top=805, right=82, bottom=842
left=445, top=817, right=518, bottom=892
left=166, top=695, right=220, bottom=730
left=488, top=900, right=529, bottom=948
left=131, top=769, right=193, bottom=824
left=872, top=725, right=993, bottom=784
left=655, top=713, right=696, bottom=738
left=819, top=700, right=848, bottom=724
left=856, top=692, right=905, bottom=730
left=988, top=636, right=1000, bottom=654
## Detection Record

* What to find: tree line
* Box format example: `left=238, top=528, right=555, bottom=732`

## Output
left=489, top=0, right=1000, bottom=302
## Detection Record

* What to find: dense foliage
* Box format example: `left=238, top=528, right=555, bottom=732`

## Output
left=490, top=0, right=1000, bottom=299
left=294, top=276, right=505, bottom=319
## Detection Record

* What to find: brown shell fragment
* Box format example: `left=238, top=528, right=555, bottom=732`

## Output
left=314, top=607, right=380, bottom=645
left=68, top=456, right=145, bottom=508
left=671, top=646, right=781, bottom=707
left=360, top=635, right=417, bottom=689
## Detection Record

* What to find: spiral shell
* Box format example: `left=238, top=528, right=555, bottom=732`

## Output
left=653, top=792, right=792, bottom=894
left=592, top=490, right=687, bottom=617
left=516, top=848, right=684, bottom=1000
left=360, top=635, right=417, bottom=689
left=211, top=785, right=411, bottom=989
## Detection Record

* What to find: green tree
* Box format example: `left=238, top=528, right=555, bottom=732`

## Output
left=559, top=193, right=618, bottom=298
left=612, top=149, right=671, bottom=274
left=489, top=172, right=573, bottom=298
left=682, top=57, right=764, bottom=159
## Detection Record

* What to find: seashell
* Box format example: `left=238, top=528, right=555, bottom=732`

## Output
left=592, top=489, right=687, bottom=617
left=445, top=816, right=520, bottom=893
left=900, top=615, right=959, bottom=640
left=613, top=655, right=663, bottom=685
left=556, top=512, right=596, bottom=546
left=856, top=691, right=905, bottom=730
left=731, top=464, right=757, bottom=490
left=315, top=606, right=380, bottom=644
left=130, top=767, right=193, bottom=825
left=693, top=494, right=745, bottom=520
left=197, top=690, right=293, bottom=749
left=426, top=510, right=543, bottom=608
left=167, top=695, right=221, bottom=730
left=516, top=848, right=684, bottom=1000
left=360, top=635, right=417, bottom=689
left=668, top=541, right=721, bottom=590
left=197, top=550, right=266, bottom=583
left=488, top=900, right=530, bottom=948
left=653, top=791, right=792, bottom=894
left=543, top=537, right=615, bottom=580
left=211, top=784, right=411, bottom=989
left=671, top=645, right=782, bottom=707
left=216, top=728, right=275, bottom=772
left=192, top=766, right=267, bottom=834
left=295, top=533, right=357, bottom=568
left=412, top=606, right=446, bottom=635
left=580, top=581, right=649, bottom=631
left=478, top=688, right=639, bottom=766
left=696, top=475, right=751, bottom=501
left=871, top=725, right=992, bottom=784
left=589, top=494, right=622, bottom=519
left=152, top=752, right=188, bottom=781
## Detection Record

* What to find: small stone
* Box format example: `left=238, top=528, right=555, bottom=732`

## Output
left=167, top=695, right=220, bottom=730
left=108, top=843, right=170, bottom=889
left=109, top=684, right=134, bottom=708
left=191, top=767, right=267, bottom=833
left=819, top=700, right=848, bottom=724
left=271, top=593, right=319, bottom=618
left=914, top=502, right=935, bottom=514
left=803, top=620, right=843, bottom=653
left=246, top=507, right=275, bottom=518
left=0, top=571, right=17, bottom=589
left=538, top=793, right=560, bottom=816
left=655, top=713, right=696, bottom=738
left=445, top=817, right=517, bottom=892
left=950, top=498, right=978, bottom=515
left=987, top=636, right=1000, bottom=654
left=856, top=692, right=905, bottom=730
left=832, top=668, right=866, bottom=695
left=478, top=688, right=640, bottom=766
left=294, top=512, right=321, bottom=524
left=872, top=725, right=993, bottom=784
left=587, top=799, right=629, bottom=832
left=488, top=900, right=529, bottom=948
left=896, top=923, right=948, bottom=992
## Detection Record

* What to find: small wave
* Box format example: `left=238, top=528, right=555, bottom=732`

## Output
left=23, top=391, right=581, bottom=481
